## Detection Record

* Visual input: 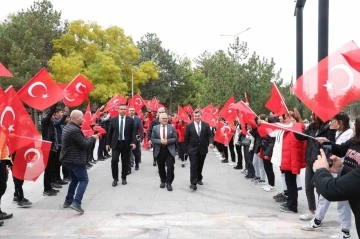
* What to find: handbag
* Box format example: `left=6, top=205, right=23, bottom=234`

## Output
left=240, top=137, right=251, bottom=146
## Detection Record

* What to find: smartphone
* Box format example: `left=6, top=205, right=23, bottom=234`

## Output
left=136, top=135, right=140, bottom=140
left=322, top=142, right=333, bottom=167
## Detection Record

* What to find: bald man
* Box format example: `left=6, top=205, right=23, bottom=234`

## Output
left=60, top=110, right=98, bottom=214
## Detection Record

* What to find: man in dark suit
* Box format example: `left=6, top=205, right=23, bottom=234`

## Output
left=106, top=104, right=137, bottom=186
left=151, top=113, right=177, bottom=191
left=128, top=106, right=144, bottom=172
left=184, top=109, right=214, bottom=191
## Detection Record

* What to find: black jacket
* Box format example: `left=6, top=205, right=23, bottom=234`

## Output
left=60, top=122, right=96, bottom=165
left=41, top=104, right=58, bottom=151
left=184, top=121, right=213, bottom=155
left=148, top=118, right=160, bottom=141
left=294, top=123, right=336, bottom=167
left=250, top=128, right=262, bottom=154
left=106, top=115, right=137, bottom=149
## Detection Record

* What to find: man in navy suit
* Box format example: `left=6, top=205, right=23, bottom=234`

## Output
left=128, top=106, right=144, bottom=173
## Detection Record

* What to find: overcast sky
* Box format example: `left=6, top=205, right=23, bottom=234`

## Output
left=1, top=0, right=360, bottom=84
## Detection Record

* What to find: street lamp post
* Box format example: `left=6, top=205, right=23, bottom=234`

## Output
left=220, top=27, right=251, bottom=61
left=131, top=68, right=134, bottom=97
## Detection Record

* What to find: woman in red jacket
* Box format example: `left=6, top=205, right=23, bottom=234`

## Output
left=177, top=120, right=188, bottom=167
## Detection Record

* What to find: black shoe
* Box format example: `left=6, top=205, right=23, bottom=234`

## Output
left=0, top=221, right=3, bottom=226
left=51, top=183, right=62, bottom=189
left=197, top=181, right=203, bottom=185
left=0, top=212, right=13, bottom=220
left=63, top=200, right=72, bottom=208
left=64, top=177, right=71, bottom=182
left=55, top=180, right=68, bottom=185
left=97, top=157, right=105, bottom=161
left=139, top=160, right=142, bottom=163
left=280, top=205, right=297, bottom=213
left=70, top=203, right=84, bottom=214
left=43, top=190, right=57, bottom=196
left=166, top=184, right=173, bottom=191
left=17, top=198, right=32, bottom=208
left=135, top=165, right=139, bottom=170
left=128, top=169, right=131, bottom=175
left=51, top=188, right=60, bottom=193
left=13, top=196, right=19, bottom=203
left=122, top=179, right=127, bottom=185
left=221, top=159, right=229, bottom=163
left=234, top=165, right=243, bottom=170
left=275, top=195, right=288, bottom=203
left=160, top=182, right=165, bottom=188
left=112, top=180, right=118, bottom=187
left=153, top=161, right=156, bottom=166
left=190, top=184, right=197, bottom=191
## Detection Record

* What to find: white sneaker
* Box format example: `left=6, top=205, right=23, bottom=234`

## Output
left=264, top=186, right=276, bottom=192
left=330, top=232, right=351, bottom=239
left=261, top=185, right=270, bottom=189
left=301, top=218, right=321, bottom=231
left=150, top=148, right=153, bottom=152
left=227, top=162, right=235, bottom=166
left=213, top=148, right=218, bottom=152
left=299, top=211, right=315, bottom=221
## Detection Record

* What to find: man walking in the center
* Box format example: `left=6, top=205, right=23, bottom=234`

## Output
left=184, top=109, right=214, bottom=191
left=106, top=104, right=137, bottom=186
left=151, top=113, right=177, bottom=191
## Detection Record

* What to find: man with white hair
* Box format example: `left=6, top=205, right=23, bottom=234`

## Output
left=151, top=113, right=177, bottom=191
left=60, top=110, right=98, bottom=214
left=148, top=107, right=166, bottom=167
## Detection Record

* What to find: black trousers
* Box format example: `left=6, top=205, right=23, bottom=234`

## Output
left=229, top=137, right=236, bottom=162
left=349, top=199, right=360, bottom=236
left=111, top=141, right=131, bottom=180
left=189, top=152, right=207, bottom=185
left=13, top=176, right=24, bottom=200
left=177, top=142, right=188, bottom=161
left=54, top=146, right=62, bottom=181
left=0, top=162, right=8, bottom=204
left=156, top=146, right=175, bottom=184
left=263, top=159, right=275, bottom=186
left=245, top=148, right=255, bottom=177
left=235, top=144, right=243, bottom=168
left=284, top=170, right=298, bottom=212
left=44, top=150, right=57, bottom=191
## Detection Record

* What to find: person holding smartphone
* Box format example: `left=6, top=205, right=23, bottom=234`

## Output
left=315, top=116, right=360, bottom=236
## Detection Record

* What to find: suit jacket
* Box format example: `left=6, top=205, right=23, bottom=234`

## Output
left=132, top=116, right=144, bottom=141
left=184, top=121, right=213, bottom=155
left=151, top=124, right=177, bottom=158
left=106, top=115, right=137, bottom=149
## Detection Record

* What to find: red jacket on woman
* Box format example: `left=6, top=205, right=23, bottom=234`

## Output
left=176, top=123, right=187, bottom=142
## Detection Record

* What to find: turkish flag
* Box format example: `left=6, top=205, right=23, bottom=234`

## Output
left=17, top=68, right=64, bottom=110
left=293, top=41, right=360, bottom=122
left=257, top=122, right=305, bottom=138
left=63, top=74, right=94, bottom=107
left=214, top=121, right=235, bottom=145
left=212, top=105, right=220, bottom=116
left=233, top=101, right=257, bottom=129
left=104, top=94, right=127, bottom=112
left=177, top=105, right=190, bottom=122
left=12, top=139, right=52, bottom=181
left=2, top=87, right=40, bottom=147
left=81, top=102, right=92, bottom=130
left=183, top=105, right=193, bottom=114
left=137, top=110, right=144, bottom=120
left=202, top=111, right=218, bottom=127
left=0, top=62, right=13, bottom=77
left=265, top=82, right=289, bottom=116
left=91, top=109, right=101, bottom=124
left=342, top=48, right=360, bottom=72
left=202, top=104, right=213, bottom=114
left=219, top=96, right=237, bottom=122
left=128, top=94, right=145, bottom=111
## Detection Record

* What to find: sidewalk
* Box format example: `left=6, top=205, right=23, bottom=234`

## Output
left=0, top=145, right=357, bottom=238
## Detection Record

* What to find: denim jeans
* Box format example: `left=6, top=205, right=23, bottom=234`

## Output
left=63, top=163, right=88, bottom=205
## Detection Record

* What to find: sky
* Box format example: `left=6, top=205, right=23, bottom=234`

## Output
left=1, top=0, right=360, bottom=84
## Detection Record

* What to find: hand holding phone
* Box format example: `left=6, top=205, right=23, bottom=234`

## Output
left=322, top=142, right=333, bottom=167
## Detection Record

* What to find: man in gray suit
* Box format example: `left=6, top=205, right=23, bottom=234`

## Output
left=151, top=113, right=177, bottom=191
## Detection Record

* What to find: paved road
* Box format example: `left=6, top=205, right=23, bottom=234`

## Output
left=0, top=142, right=357, bottom=238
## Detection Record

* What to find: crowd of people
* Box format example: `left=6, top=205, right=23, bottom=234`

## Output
left=0, top=103, right=359, bottom=239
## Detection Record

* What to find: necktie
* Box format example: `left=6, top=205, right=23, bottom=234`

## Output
left=197, top=123, right=200, bottom=136
left=162, top=125, right=166, bottom=139
left=119, top=116, right=124, bottom=140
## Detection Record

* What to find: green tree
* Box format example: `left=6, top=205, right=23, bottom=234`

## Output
left=0, top=0, right=64, bottom=89
left=49, top=20, right=158, bottom=103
